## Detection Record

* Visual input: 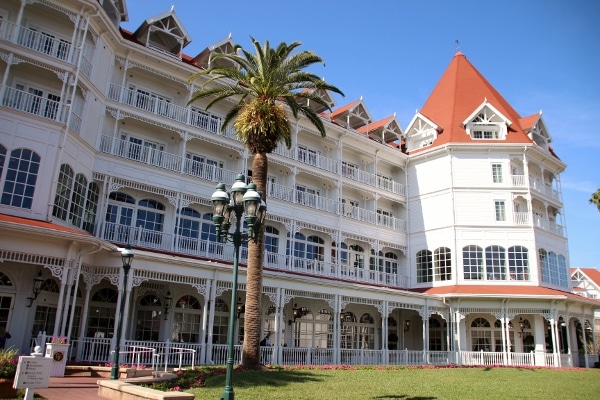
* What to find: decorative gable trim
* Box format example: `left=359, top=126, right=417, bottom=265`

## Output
left=527, top=113, right=552, bottom=150
left=404, top=113, right=440, bottom=152
left=463, top=100, right=511, bottom=140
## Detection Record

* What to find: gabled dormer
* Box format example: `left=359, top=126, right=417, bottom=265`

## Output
left=520, top=112, right=552, bottom=151
left=404, top=113, right=441, bottom=152
left=325, top=98, right=372, bottom=130
left=133, top=7, right=191, bottom=59
left=357, top=114, right=403, bottom=144
left=297, top=88, right=336, bottom=114
left=192, top=35, right=236, bottom=69
left=462, top=100, right=511, bottom=140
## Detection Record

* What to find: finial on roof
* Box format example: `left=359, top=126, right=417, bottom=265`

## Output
left=415, top=109, right=418, bottom=114
left=484, top=97, right=487, bottom=102
left=393, top=112, right=396, bottom=117
left=171, top=5, right=175, bottom=11
left=228, top=32, right=232, bottom=39
left=359, top=96, right=363, bottom=101
left=539, top=110, right=543, bottom=115
left=455, top=39, right=460, bottom=51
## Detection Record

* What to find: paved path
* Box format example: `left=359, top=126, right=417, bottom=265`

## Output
left=32, top=376, right=108, bottom=400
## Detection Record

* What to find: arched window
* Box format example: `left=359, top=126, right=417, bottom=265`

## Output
left=87, top=288, right=118, bottom=338
left=471, top=317, right=492, bottom=351
left=315, top=309, right=333, bottom=349
left=558, top=255, right=568, bottom=287
left=417, top=250, right=432, bottom=283
left=349, top=244, right=365, bottom=278
left=83, top=182, right=99, bottom=234
left=53, top=165, right=98, bottom=232
left=264, top=225, right=279, bottom=265
left=508, top=246, right=529, bottom=280
left=176, top=207, right=202, bottom=251
left=172, top=295, right=202, bottom=343
left=53, top=164, right=74, bottom=220
left=136, top=294, right=162, bottom=341
left=69, top=173, right=88, bottom=227
left=212, top=299, right=229, bottom=344
left=539, top=248, right=549, bottom=282
left=0, top=144, right=6, bottom=177
left=485, top=245, right=506, bottom=280
left=548, top=252, right=559, bottom=284
left=463, top=245, right=483, bottom=280
left=105, top=192, right=135, bottom=242
left=434, top=247, right=451, bottom=281
left=359, top=313, right=375, bottom=349
left=429, top=317, right=446, bottom=351
left=306, top=235, right=325, bottom=262
left=340, top=311, right=356, bottom=349
left=293, top=307, right=314, bottom=347
left=1, top=148, right=40, bottom=209
left=137, top=198, right=165, bottom=246
left=200, top=213, right=222, bottom=256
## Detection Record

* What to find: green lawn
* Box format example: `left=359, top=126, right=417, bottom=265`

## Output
left=179, top=366, right=600, bottom=400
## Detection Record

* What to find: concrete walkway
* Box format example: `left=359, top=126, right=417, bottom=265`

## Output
left=32, top=376, right=107, bottom=400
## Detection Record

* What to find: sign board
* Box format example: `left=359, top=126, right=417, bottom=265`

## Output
left=13, top=356, right=52, bottom=389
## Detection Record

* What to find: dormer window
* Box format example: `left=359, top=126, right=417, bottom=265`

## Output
left=472, top=127, right=500, bottom=139
left=464, top=104, right=511, bottom=141
left=404, top=114, right=439, bottom=152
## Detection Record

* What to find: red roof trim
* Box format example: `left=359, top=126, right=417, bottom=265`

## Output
left=0, top=214, right=92, bottom=237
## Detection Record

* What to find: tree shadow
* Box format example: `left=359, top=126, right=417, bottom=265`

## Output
left=372, top=396, right=437, bottom=400
left=204, top=369, right=325, bottom=389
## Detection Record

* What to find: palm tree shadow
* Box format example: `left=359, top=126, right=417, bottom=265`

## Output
left=373, top=396, right=437, bottom=400
left=204, top=369, right=324, bottom=389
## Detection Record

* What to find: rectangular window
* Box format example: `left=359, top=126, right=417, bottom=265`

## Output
left=494, top=200, right=506, bottom=221
left=473, top=130, right=499, bottom=139
left=492, top=163, right=503, bottom=183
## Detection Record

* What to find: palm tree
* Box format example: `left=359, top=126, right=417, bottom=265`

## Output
left=590, top=189, right=600, bottom=211
left=188, top=37, right=343, bottom=368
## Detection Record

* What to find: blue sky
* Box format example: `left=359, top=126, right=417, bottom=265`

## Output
left=122, top=0, right=600, bottom=268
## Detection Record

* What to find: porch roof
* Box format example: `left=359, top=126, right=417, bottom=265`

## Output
left=411, top=284, right=598, bottom=304
left=0, top=213, right=92, bottom=237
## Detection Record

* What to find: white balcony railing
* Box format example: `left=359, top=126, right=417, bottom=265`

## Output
left=107, top=84, right=238, bottom=140
left=1, top=85, right=66, bottom=123
left=513, top=212, right=529, bottom=225
left=102, top=222, right=409, bottom=287
left=8, top=22, right=74, bottom=63
left=511, top=175, right=526, bottom=186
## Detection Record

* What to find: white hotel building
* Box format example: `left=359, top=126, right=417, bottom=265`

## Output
left=0, top=0, right=597, bottom=368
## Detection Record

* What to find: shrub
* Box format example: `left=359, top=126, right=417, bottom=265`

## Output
left=0, top=348, right=19, bottom=379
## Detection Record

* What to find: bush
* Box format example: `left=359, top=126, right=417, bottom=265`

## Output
left=0, top=348, right=19, bottom=379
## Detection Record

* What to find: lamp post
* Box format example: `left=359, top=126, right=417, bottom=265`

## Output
left=110, top=244, right=134, bottom=380
left=211, top=174, right=265, bottom=400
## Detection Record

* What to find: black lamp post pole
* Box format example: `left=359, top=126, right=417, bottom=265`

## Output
left=111, top=245, right=133, bottom=380
left=221, top=206, right=243, bottom=400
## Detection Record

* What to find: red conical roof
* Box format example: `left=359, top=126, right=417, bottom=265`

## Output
left=419, top=52, right=533, bottom=147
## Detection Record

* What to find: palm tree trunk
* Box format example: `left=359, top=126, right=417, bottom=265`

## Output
left=241, top=153, right=268, bottom=368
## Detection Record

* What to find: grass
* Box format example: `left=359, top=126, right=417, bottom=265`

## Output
left=157, top=365, right=600, bottom=400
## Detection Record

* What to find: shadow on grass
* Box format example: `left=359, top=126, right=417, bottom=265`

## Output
left=204, top=369, right=325, bottom=389
left=372, top=396, right=436, bottom=400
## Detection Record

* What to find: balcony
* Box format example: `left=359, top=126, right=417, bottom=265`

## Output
left=529, top=177, right=560, bottom=202
left=532, top=214, right=565, bottom=236
left=107, top=84, right=237, bottom=140
left=102, top=222, right=409, bottom=288
left=1, top=21, right=76, bottom=64
left=1, top=85, right=65, bottom=123
left=99, top=135, right=238, bottom=184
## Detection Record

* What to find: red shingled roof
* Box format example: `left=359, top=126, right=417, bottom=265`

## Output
left=418, top=51, right=533, bottom=148
left=577, top=268, right=600, bottom=287
left=0, top=213, right=92, bottom=236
